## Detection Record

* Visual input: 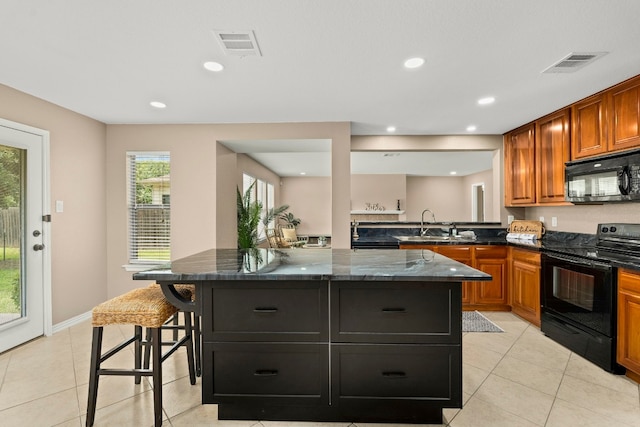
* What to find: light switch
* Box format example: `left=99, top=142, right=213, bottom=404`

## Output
left=552, top=217, right=558, bottom=227
left=56, top=200, right=64, bottom=213
left=507, top=215, right=514, bottom=224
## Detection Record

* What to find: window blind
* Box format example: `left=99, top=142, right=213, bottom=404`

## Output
left=127, top=152, right=170, bottom=263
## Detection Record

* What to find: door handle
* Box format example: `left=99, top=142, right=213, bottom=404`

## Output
left=33, top=244, right=45, bottom=251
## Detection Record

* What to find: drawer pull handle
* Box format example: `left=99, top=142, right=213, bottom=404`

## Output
left=253, top=307, right=278, bottom=313
left=382, top=307, right=406, bottom=313
left=254, top=369, right=279, bottom=376
left=382, top=371, right=407, bottom=378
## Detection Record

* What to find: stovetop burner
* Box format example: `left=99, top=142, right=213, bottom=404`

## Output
left=595, top=223, right=640, bottom=264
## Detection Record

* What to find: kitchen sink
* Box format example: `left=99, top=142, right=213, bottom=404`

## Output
left=394, top=235, right=465, bottom=242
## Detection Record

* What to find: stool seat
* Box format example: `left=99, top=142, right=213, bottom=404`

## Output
left=92, top=286, right=190, bottom=328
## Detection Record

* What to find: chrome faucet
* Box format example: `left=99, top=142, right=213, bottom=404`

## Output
left=420, top=209, right=436, bottom=235
left=448, top=222, right=457, bottom=236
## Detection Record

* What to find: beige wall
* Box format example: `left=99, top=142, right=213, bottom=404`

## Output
left=351, top=174, right=406, bottom=215
left=407, top=176, right=467, bottom=222
left=281, top=177, right=332, bottom=236
left=0, top=84, right=107, bottom=324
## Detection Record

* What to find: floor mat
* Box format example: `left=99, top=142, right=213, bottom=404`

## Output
left=462, top=310, right=504, bottom=332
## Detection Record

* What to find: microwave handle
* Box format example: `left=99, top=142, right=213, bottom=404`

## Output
left=618, top=166, right=631, bottom=195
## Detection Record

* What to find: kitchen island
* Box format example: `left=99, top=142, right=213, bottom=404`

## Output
left=134, top=248, right=491, bottom=424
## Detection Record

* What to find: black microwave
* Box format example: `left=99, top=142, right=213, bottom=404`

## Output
left=565, top=148, right=640, bottom=203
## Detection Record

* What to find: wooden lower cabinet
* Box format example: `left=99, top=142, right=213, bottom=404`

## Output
left=399, top=245, right=509, bottom=310
left=617, top=269, right=640, bottom=381
left=509, top=247, right=541, bottom=327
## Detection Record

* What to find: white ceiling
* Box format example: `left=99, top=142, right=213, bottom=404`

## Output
left=2, top=1, right=640, bottom=175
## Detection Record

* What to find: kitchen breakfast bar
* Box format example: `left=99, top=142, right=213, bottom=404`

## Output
left=134, top=248, right=491, bottom=424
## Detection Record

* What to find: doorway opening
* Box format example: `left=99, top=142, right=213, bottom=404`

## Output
left=471, top=183, right=485, bottom=222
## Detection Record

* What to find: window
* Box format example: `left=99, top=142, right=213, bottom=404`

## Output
left=127, top=152, right=170, bottom=263
left=242, top=173, right=275, bottom=240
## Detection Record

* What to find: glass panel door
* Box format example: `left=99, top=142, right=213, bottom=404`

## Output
left=0, top=120, right=47, bottom=353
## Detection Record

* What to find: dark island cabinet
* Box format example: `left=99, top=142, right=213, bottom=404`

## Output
left=200, top=279, right=462, bottom=424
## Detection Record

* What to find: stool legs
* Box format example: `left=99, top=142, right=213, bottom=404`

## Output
left=151, top=327, right=163, bottom=427
left=86, top=322, right=193, bottom=427
left=144, top=310, right=197, bottom=383
left=86, top=327, right=103, bottom=427
left=193, top=314, right=201, bottom=376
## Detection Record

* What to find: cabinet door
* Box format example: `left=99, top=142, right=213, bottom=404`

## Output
left=571, top=93, right=608, bottom=159
left=436, top=246, right=473, bottom=305
left=609, top=77, right=640, bottom=152
left=474, top=259, right=507, bottom=307
left=205, top=342, right=328, bottom=405
left=331, top=281, right=461, bottom=344
left=617, top=269, right=640, bottom=376
left=536, top=109, right=571, bottom=203
left=205, top=280, right=328, bottom=342
left=510, top=249, right=541, bottom=327
left=504, top=123, right=536, bottom=205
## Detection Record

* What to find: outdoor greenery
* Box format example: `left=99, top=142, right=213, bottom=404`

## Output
left=0, top=247, right=20, bottom=314
left=0, top=146, right=21, bottom=209
left=135, top=160, right=170, bottom=204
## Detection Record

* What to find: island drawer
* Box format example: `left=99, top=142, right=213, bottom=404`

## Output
left=205, top=342, right=328, bottom=404
left=203, top=280, right=328, bottom=341
left=332, top=344, right=461, bottom=401
left=330, top=281, right=461, bottom=344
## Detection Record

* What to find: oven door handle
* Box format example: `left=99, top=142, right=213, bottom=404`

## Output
left=544, top=253, right=611, bottom=270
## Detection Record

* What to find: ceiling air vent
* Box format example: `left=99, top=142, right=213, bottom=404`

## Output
left=213, top=30, right=262, bottom=56
left=542, top=52, right=607, bottom=73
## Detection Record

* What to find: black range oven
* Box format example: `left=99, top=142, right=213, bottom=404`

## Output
left=541, top=223, right=640, bottom=374
left=541, top=252, right=620, bottom=373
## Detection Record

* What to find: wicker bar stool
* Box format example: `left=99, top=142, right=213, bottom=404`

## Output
left=86, top=286, right=196, bottom=427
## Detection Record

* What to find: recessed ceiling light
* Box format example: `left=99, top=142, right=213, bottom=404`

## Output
left=300, top=172, right=306, bottom=175
left=477, top=97, right=495, bottom=105
left=466, top=125, right=477, bottom=132
left=404, top=57, right=425, bottom=69
left=203, top=61, right=224, bottom=72
left=150, top=101, right=166, bottom=109
left=386, top=126, right=396, bottom=133
left=450, top=171, right=457, bottom=175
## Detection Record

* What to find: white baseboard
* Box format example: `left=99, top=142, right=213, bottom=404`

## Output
left=52, top=310, right=92, bottom=334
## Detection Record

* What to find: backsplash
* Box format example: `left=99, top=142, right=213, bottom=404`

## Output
left=527, top=203, right=640, bottom=234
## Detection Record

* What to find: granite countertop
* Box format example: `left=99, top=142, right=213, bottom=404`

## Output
left=133, top=248, right=492, bottom=282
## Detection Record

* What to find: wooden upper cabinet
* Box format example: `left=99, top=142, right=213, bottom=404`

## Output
left=609, top=76, right=640, bottom=152
left=571, top=93, right=608, bottom=159
left=536, top=109, right=571, bottom=204
left=504, top=123, right=536, bottom=206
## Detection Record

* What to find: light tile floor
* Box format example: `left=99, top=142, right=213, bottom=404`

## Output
left=0, top=312, right=638, bottom=426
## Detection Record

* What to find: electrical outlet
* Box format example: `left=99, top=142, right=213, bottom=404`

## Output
left=56, top=200, right=64, bottom=213
left=552, top=217, right=558, bottom=227
left=507, top=215, right=514, bottom=224
left=539, top=216, right=545, bottom=223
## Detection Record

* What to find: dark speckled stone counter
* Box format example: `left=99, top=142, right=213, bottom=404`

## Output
left=134, top=247, right=492, bottom=282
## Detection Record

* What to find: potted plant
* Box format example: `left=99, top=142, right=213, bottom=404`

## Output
left=236, top=182, right=263, bottom=249
left=279, top=211, right=301, bottom=228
